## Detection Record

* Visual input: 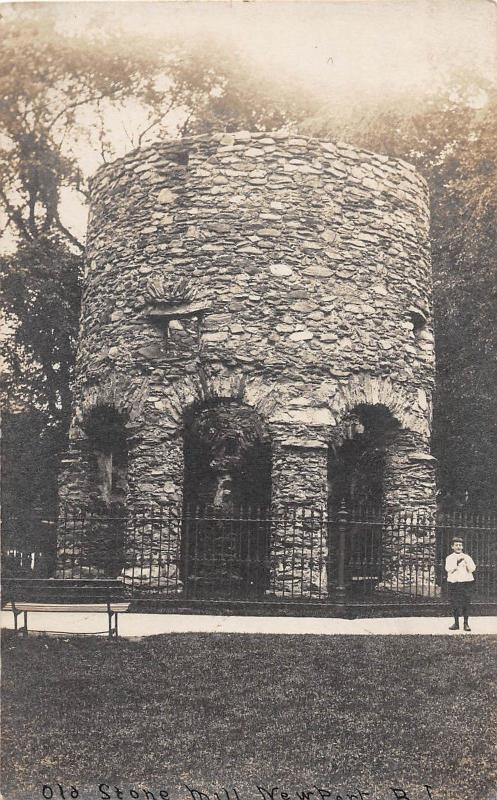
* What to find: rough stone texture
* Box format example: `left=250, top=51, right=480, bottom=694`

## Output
left=379, top=429, right=438, bottom=595
left=59, top=131, right=436, bottom=596
left=271, top=442, right=328, bottom=597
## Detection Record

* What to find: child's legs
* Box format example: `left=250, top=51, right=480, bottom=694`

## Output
left=448, top=584, right=460, bottom=619
left=461, top=585, right=472, bottom=621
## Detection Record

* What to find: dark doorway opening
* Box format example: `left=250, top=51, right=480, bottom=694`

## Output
left=327, top=404, right=399, bottom=593
left=182, top=401, right=271, bottom=598
left=84, top=405, right=129, bottom=576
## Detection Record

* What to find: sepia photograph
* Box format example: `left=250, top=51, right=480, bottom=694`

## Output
left=1, top=1, right=496, bottom=799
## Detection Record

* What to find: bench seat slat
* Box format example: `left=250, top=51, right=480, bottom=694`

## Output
left=4, top=602, right=130, bottom=613
left=3, top=578, right=121, bottom=583
left=8, top=587, right=126, bottom=593
left=7, top=594, right=126, bottom=601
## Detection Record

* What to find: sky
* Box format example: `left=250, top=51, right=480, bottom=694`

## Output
left=52, top=1, right=496, bottom=106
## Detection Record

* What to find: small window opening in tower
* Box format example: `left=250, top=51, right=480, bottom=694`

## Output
left=409, top=306, right=428, bottom=337
left=168, top=149, right=189, bottom=167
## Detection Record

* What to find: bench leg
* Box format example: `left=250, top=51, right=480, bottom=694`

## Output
left=22, top=610, right=28, bottom=637
left=107, top=607, right=119, bottom=641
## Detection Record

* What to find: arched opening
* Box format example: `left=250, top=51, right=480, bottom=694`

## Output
left=182, top=400, right=271, bottom=598
left=328, top=404, right=399, bottom=512
left=83, top=405, right=129, bottom=576
left=327, top=404, right=399, bottom=592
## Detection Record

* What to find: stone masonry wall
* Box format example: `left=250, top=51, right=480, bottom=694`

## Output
left=60, top=130, right=436, bottom=596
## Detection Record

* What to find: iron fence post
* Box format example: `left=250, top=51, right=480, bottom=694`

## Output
left=335, top=502, right=348, bottom=604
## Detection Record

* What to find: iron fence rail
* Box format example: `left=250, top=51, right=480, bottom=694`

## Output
left=2, top=506, right=497, bottom=605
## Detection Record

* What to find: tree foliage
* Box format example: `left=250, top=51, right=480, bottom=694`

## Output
left=0, top=9, right=167, bottom=244
left=0, top=10, right=169, bottom=426
left=1, top=409, right=59, bottom=525
left=429, top=96, right=497, bottom=507
left=0, top=234, right=80, bottom=427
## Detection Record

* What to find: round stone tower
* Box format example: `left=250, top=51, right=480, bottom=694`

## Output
left=59, top=130, right=436, bottom=596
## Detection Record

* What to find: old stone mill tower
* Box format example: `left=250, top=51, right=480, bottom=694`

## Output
left=59, top=131, right=437, bottom=598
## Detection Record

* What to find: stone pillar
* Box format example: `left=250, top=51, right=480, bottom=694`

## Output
left=380, top=428, right=439, bottom=596
left=127, top=431, right=184, bottom=509
left=269, top=441, right=328, bottom=598
left=58, top=440, right=91, bottom=509
left=56, top=440, right=93, bottom=578
left=122, top=431, right=184, bottom=593
left=383, top=429, right=437, bottom=512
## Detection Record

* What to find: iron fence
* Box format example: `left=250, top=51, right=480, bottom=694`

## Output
left=2, top=505, right=497, bottom=606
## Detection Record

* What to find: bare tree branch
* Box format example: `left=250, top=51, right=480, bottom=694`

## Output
left=180, top=110, right=194, bottom=137
left=0, top=188, right=33, bottom=241
left=54, top=213, right=84, bottom=253
left=94, top=100, right=112, bottom=164
left=75, top=184, right=91, bottom=203
left=46, top=88, right=123, bottom=132
left=137, top=98, right=177, bottom=146
left=121, top=118, right=136, bottom=149
left=27, top=183, right=38, bottom=237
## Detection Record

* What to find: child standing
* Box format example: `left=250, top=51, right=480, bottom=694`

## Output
left=445, top=536, right=476, bottom=631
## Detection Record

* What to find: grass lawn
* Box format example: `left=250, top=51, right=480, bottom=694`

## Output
left=1, top=633, right=496, bottom=800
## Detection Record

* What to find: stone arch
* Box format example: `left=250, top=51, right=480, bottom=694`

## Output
left=333, top=374, right=430, bottom=439
left=329, top=386, right=436, bottom=513
left=163, top=368, right=280, bottom=428
left=70, top=375, right=150, bottom=440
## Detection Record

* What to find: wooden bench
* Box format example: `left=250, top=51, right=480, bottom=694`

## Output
left=2, top=578, right=130, bottom=640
